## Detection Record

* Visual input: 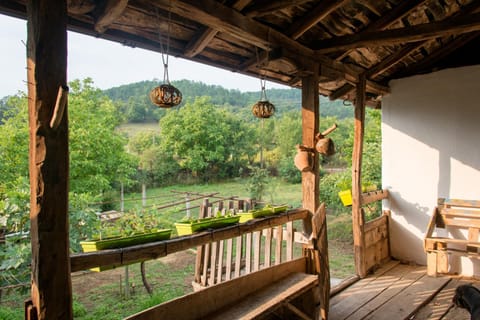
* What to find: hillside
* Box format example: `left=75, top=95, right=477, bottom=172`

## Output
left=103, top=79, right=353, bottom=123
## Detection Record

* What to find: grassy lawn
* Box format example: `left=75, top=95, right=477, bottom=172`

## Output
left=0, top=179, right=354, bottom=319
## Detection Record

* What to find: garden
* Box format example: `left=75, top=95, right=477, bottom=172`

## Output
left=0, top=79, right=381, bottom=319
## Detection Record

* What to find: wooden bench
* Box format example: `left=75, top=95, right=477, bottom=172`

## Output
left=424, top=198, right=480, bottom=276
left=126, top=257, right=318, bottom=320
left=125, top=204, right=330, bottom=320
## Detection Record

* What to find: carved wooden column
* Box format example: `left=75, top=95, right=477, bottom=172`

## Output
left=26, top=0, right=72, bottom=319
left=352, top=74, right=367, bottom=278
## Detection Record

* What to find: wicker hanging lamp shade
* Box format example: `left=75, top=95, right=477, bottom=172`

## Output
left=150, top=7, right=182, bottom=109
left=252, top=78, right=275, bottom=118
left=150, top=83, right=182, bottom=108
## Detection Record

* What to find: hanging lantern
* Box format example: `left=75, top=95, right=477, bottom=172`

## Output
left=150, top=83, right=182, bottom=108
left=252, top=78, right=275, bottom=118
left=150, top=6, right=182, bottom=109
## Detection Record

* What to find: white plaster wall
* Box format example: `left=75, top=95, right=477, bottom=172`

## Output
left=382, top=65, right=480, bottom=276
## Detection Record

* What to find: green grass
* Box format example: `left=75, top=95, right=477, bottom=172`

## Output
left=116, top=122, right=160, bottom=137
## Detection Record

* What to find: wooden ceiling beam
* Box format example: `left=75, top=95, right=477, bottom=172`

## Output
left=93, top=0, right=129, bottom=33
left=150, top=0, right=369, bottom=84
left=244, top=0, right=310, bottom=18
left=183, top=0, right=251, bottom=58
left=286, top=0, right=349, bottom=40
left=316, top=12, right=480, bottom=54
left=392, top=32, right=480, bottom=79
left=68, top=0, right=95, bottom=15
left=364, top=0, right=428, bottom=32
left=363, top=0, right=480, bottom=79
left=329, top=84, right=354, bottom=100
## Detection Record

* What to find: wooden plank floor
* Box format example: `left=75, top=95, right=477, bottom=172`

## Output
left=329, top=260, right=479, bottom=320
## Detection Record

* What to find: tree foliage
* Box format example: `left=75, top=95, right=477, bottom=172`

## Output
left=159, top=96, right=256, bottom=180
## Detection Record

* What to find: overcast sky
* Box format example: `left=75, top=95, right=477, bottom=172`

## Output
left=0, top=14, right=287, bottom=98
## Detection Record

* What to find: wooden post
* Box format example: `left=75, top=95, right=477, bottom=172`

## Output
left=26, top=0, right=72, bottom=319
left=301, top=66, right=320, bottom=235
left=352, top=74, right=367, bottom=278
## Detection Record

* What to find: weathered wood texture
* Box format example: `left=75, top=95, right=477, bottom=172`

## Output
left=311, top=203, right=330, bottom=320
left=70, top=209, right=309, bottom=272
left=301, top=68, right=319, bottom=236
left=329, top=262, right=454, bottom=320
left=424, top=198, right=480, bottom=276
left=26, top=0, right=72, bottom=319
left=125, top=257, right=315, bottom=320
left=364, top=213, right=390, bottom=273
left=352, top=75, right=367, bottom=278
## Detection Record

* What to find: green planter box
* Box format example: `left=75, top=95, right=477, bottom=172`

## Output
left=80, top=229, right=172, bottom=271
left=238, top=205, right=289, bottom=223
left=175, top=215, right=240, bottom=236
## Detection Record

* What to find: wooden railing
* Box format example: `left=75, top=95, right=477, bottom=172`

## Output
left=70, top=209, right=309, bottom=273
left=193, top=217, right=308, bottom=289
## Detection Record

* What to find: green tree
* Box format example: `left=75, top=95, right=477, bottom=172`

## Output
left=68, top=79, right=137, bottom=195
left=159, top=96, right=256, bottom=180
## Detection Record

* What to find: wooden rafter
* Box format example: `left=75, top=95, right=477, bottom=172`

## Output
left=184, top=0, right=251, bottom=58
left=334, top=0, right=428, bottom=62
left=316, top=12, right=480, bottom=53
left=286, top=0, right=349, bottom=40
left=151, top=0, right=374, bottom=87
left=244, top=0, right=310, bottom=18
left=392, top=32, right=480, bottom=79
left=93, top=0, right=129, bottom=33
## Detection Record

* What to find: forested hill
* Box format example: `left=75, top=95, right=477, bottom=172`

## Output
left=103, top=79, right=352, bottom=123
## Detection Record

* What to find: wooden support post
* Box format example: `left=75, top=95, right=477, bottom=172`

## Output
left=311, top=203, right=330, bottom=320
left=26, top=0, right=72, bottom=319
left=352, top=74, right=367, bottom=278
left=301, top=65, right=320, bottom=235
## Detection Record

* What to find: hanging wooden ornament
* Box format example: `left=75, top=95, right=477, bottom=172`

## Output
left=150, top=7, right=182, bottom=108
left=252, top=78, right=275, bottom=118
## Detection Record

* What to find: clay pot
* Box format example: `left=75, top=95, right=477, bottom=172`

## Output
left=315, top=137, right=335, bottom=156
left=294, top=146, right=312, bottom=172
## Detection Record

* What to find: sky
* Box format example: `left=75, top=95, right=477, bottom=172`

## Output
left=0, top=14, right=287, bottom=98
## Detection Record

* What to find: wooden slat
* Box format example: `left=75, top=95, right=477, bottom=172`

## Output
left=209, top=241, right=218, bottom=285
left=71, top=209, right=309, bottom=272
left=209, top=273, right=318, bottom=320
left=217, top=240, right=224, bottom=283
left=234, top=235, right=242, bottom=278
left=225, top=238, right=233, bottom=281
left=442, top=198, right=480, bottom=208
left=245, top=233, right=252, bottom=274
left=358, top=273, right=450, bottom=320
left=361, top=189, right=389, bottom=206
left=275, top=225, right=283, bottom=265
left=125, top=257, right=308, bottom=320
left=441, top=208, right=480, bottom=219
left=286, top=221, right=294, bottom=261
left=253, top=231, right=261, bottom=272
left=330, top=262, right=410, bottom=318
left=264, top=228, right=272, bottom=268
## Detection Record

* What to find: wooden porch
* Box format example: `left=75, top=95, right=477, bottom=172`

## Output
left=329, top=260, right=476, bottom=320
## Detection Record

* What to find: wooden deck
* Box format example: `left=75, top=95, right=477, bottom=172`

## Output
left=329, top=260, right=478, bottom=320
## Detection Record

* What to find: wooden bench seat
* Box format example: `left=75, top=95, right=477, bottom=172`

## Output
left=125, top=257, right=320, bottom=320
left=424, top=198, right=480, bottom=276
